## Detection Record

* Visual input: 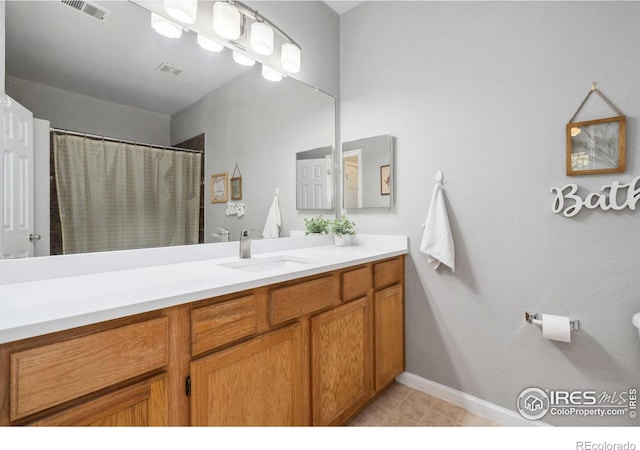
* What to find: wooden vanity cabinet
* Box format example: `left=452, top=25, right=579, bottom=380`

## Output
left=0, top=256, right=404, bottom=427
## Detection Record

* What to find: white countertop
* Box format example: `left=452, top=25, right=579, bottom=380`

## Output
left=0, top=234, right=408, bottom=344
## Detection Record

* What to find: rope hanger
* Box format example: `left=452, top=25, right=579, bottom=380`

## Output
left=232, top=162, right=242, bottom=179
left=569, top=82, right=624, bottom=123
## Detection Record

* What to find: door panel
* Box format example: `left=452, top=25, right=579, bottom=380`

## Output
left=2, top=97, right=34, bottom=259
left=190, top=324, right=305, bottom=426
left=311, top=297, right=371, bottom=425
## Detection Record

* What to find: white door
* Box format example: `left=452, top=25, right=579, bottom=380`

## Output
left=343, top=160, right=360, bottom=209
left=2, top=97, right=35, bottom=259
left=342, top=150, right=362, bottom=209
left=297, top=158, right=329, bottom=209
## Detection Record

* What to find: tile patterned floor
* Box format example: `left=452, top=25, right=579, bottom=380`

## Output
left=348, top=382, right=502, bottom=427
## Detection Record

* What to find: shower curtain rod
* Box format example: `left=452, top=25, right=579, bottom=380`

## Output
left=50, top=127, right=203, bottom=154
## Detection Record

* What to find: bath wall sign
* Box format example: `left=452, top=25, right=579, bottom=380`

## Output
left=551, top=175, right=640, bottom=218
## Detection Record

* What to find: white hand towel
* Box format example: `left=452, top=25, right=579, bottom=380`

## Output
left=262, top=193, right=281, bottom=239
left=420, top=183, right=455, bottom=272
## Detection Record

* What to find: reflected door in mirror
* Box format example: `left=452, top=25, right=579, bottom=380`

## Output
left=296, top=146, right=334, bottom=211
left=2, top=97, right=34, bottom=259
left=343, top=152, right=361, bottom=209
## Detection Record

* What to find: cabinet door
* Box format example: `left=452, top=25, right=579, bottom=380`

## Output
left=311, top=297, right=370, bottom=426
left=29, top=374, right=168, bottom=426
left=190, top=323, right=305, bottom=426
left=374, top=284, right=404, bottom=391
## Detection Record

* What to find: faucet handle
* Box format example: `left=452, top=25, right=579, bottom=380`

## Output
left=217, top=227, right=229, bottom=235
left=240, top=228, right=255, bottom=238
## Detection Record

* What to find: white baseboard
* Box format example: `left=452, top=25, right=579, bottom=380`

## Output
left=396, top=372, right=551, bottom=427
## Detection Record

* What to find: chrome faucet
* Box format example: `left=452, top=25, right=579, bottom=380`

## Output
left=239, top=228, right=262, bottom=259
left=212, top=227, right=230, bottom=242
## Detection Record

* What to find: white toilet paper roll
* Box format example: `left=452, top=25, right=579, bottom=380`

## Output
left=542, top=314, right=571, bottom=343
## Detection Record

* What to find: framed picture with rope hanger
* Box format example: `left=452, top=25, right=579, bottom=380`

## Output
left=231, top=163, right=242, bottom=200
left=566, top=84, right=626, bottom=176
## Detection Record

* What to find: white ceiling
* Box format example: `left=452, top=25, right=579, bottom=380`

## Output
left=5, top=1, right=361, bottom=116
left=5, top=1, right=250, bottom=115
left=324, top=1, right=364, bottom=15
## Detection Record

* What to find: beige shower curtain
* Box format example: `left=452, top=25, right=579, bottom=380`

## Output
left=54, top=134, right=201, bottom=254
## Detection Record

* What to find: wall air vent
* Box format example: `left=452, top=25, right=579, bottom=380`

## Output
left=155, top=62, right=185, bottom=77
left=60, top=0, right=111, bottom=22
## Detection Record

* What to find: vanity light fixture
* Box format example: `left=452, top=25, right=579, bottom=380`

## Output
left=151, top=13, right=182, bottom=39
left=250, top=21, right=274, bottom=56
left=163, top=0, right=197, bottom=25
left=197, top=34, right=224, bottom=52
left=262, top=65, right=283, bottom=82
left=281, top=42, right=301, bottom=73
left=149, top=1, right=301, bottom=75
left=213, top=1, right=242, bottom=40
left=213, top=1, right=302, bottom=73
left=232, top=51, right=255, bottom=67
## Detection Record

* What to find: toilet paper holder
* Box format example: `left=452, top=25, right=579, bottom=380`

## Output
left=525, top=311, right=580, bottom=331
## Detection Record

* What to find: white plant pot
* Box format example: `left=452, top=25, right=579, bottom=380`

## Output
left=334, top=234, right=351, bottom=247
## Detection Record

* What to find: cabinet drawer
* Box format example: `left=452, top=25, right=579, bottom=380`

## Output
left=28, top=374, right=168, bottom=426
left=270, top=276, right=337, bottom=325
left=342, top=266, right=371, bottom=301
left=10, top=317, right=168, bottom=421
left=191, top=295, right=258, bottom=356
left=373, top=258, right=402, bottom=289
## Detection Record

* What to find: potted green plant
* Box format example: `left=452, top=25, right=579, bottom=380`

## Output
left=304, top=215, right=330, bottom=235
left=330, top=214, right=356, bottom=247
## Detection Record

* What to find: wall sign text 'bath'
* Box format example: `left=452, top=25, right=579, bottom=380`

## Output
left=551, top=175, right=640, bottom=218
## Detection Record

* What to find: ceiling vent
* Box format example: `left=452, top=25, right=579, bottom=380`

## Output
left=60, top=0, right=111, bottom=22
left=155, top=62, right=185, bottom=77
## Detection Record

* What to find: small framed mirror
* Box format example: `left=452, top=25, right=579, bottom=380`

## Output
left=566, top=116, right=626, bottom=176
left=296, top=146, right=334, bottom=210
left=342, top=134, right=394, bottom=210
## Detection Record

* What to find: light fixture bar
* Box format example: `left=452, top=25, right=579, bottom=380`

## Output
left=225, top=0, right=301, bottom=50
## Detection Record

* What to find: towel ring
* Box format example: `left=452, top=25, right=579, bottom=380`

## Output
left=435, top=171, right=444, bottom=184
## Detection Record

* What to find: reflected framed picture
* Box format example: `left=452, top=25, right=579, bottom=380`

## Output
left=380, top=164, right=391, bottom=195
left=210, top=172, right=228, bottom=203
left=231, top=176, right=242, bottom=200
left=566, top=115, right=626, bottom=176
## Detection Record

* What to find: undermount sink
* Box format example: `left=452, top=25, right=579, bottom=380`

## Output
left=218, top=255, right=320, bottom=273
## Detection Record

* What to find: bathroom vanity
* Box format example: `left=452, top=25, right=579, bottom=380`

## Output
left=0, top=235, right=406, bottom=426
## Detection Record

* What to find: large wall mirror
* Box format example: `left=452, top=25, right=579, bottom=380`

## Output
left=342, top=134, right=393, bottom=210
left=3, top=0, right=336, bottom=257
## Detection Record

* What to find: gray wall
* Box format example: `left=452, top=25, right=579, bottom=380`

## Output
left=341, top=1, right=640, bottom=426
left=6, top=77, right=171, bottom=145
left=171, top=68, right=335, bottom=241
